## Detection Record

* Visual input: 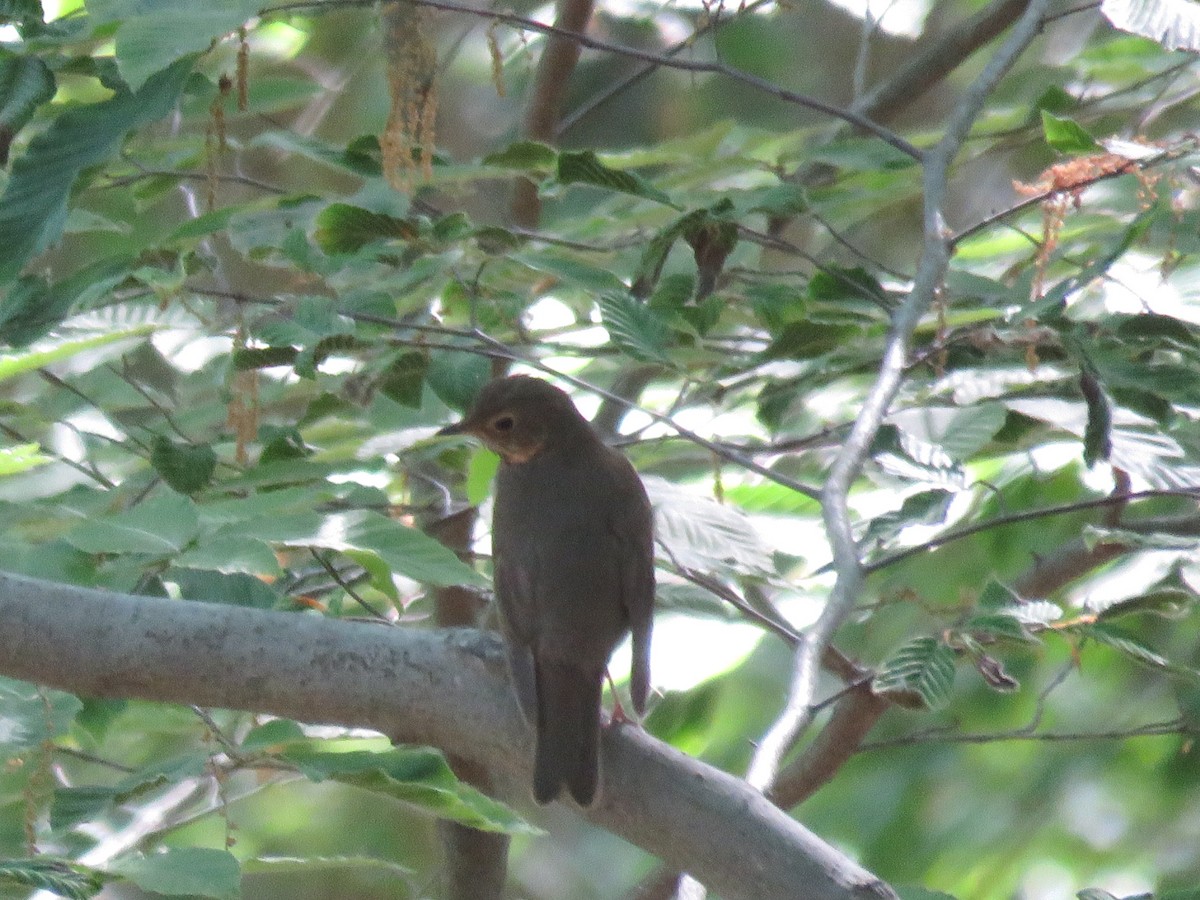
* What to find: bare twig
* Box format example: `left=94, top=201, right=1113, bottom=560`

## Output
left=863, top=492, right=1200, bottom=576
left=266, top=0, right=920, bottom=160
left=511, top=0, right=597, bottom=226
left=746, top=0, right=1052, bottom=794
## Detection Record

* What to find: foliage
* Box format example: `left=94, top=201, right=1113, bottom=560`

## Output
left=0, top=0, right=1199, bottom=897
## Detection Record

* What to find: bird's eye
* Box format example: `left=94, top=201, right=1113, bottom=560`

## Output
left=493, top=415, right=515, bottom=432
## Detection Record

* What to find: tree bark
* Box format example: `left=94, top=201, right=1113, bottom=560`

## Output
left=0, top=571, right=894, bottom=900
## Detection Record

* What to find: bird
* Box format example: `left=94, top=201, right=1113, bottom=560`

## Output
left=438, top=375, right=655, bottom=806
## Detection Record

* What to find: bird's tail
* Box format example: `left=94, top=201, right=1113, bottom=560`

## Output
left=534, top=660, right=604, bottom=806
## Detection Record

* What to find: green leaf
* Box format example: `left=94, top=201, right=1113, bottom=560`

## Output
left=242, top=855, right=414, bottom=879
left=646, top=476, right=776, bottom=578
left=222, top=509, right=485, bottom=587
left=1079, top=368, right=1112, bottom=466
left=0, top=441, right=50, bottom=474
left=872, top=637, right=956, bottom=710
left=482, top=140, right=557, bottom=172
left=978, top=579, right=1023, bottom=609
left=150, top=437, right=217, bottom=495
left=465, top=447, right=500, bottom=506
left=760, top=321, right=861, bottom=360
left=87, top=0, right=260, bottom=91
left=426, top=349, right=491, bottom=412
left=0, top=326, right=153, bottom=380
left=109, top=848, right=240, bottom=900
left=65, top=493, right=200, bottom=556
left=557, top=150, right=673, bottom=205
left=0, top=857, right=105, bottom=899
left=377, top=351, right=430, bottom=408
left=0, top=54, right=55, bottom=154
left=1082, top=523, right=1199, bottom=552
left=283, top=746, right=539, bottom=835
left=313, top=203, right=420, bottom=254
left=599, top=293, right=673, bottom=365
left=239, top=718, right=307, bottom=752
left=167, top=568, right=282, bottom=608
left=0, top=678, right=82, bottom=752
left=1006, top=600, right=1064, bottom=626
left=1083, top=622, right=1171, bottom=670
left=1040, top=110, right=1102, bottom=154
left=0, top=56, right=192, bottom=285
left=962, top=612, right=1036, bottom=643
left=1095, top=588, right=1194, bottom=620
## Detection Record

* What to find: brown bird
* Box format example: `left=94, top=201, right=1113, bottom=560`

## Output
left=438, top=375, right=655, bottom=806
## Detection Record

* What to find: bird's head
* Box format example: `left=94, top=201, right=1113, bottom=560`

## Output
left=437, top=375, right=588, bottom=464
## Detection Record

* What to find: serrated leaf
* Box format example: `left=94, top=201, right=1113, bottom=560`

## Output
left=239, top=719, right=308, bottom=753
left=1079, top=368, right=1112, bottom=467
left=426, top=349, right=490, bottom=413
left=0, top=442, right=50, bottom=474
left=760, top=320, right=862, bottom=360
left=1040, top=110, right=1102, bottom=154
left=482, top=140, right=557, bottom=171
left=0, top=327, right=153, bottom=381
left=377, top=351, right=429, bottom=408
left=282, top=746, right=538, bottom=835
left=242, top=855, right=414, bottom=878
left=963, top=613, right=1036, bottom=643
left=982, top=578, right=1026, bottom=612
left=1094, top=588, right=1193, bottom=620
left=0, top=678, right=82, bottom=753
left=0, top=54, right=55, bottom=154
left=109, top=848, right=239, bottom=900
left=87, top=0, right=261, bottom=91
left=1084, top=622, right=1170, bottom=669
left=1083, top=523, right=1199, bottom=552
left=465, top=446, right=500, bottom=506
left=0, top=57, right=192, bottom=285
left=313, top=203, right=420, bottom=254
left=219, top=509, right=485, bottom=587
left=645, top=476, right=775, bottom=578
left=631, top=207, right=707, bottom=297
left=649, top=273, right=696, bottom=310
left=1005, top=600, right=1064, bottom=626
left=599, top=293, right=673, bottom=365
left=881, top=640, right=956, bottom=706
left=861, top=489, right=953, bottom=549
left=1101, top=0, right=1200, bottom=51
left=557, top=150, right=672, bottom=205
left=168, top=568, right=282, bottom=608
left=0, top=857, right=104, bottom=899
left=150, top=437, right=217, bottom=495
left=65, top=493, right=200, bottom=555
left=873, top=637, right=956, bottom=710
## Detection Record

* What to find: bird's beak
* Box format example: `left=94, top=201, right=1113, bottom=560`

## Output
left=436, top=421, right=467, bottom=436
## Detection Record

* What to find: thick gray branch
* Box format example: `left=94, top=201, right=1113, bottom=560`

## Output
left=0, top=571, right=894, bottom=900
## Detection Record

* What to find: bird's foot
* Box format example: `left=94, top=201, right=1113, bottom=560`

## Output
left=604, top=669, right=640, bottom=727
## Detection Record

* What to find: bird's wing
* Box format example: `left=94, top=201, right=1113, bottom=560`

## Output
left=493, top=548, right=539, bottom=723
left=607, top=452, right=656, bottom=715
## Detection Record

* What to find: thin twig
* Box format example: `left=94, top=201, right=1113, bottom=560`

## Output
left=266, top=0, right=921, bottom=160
left=746, top=0, right=1053, bottom=794
left=863, top=490, right=1200, bottom=575
left=467, top=329, right=824, bottom=501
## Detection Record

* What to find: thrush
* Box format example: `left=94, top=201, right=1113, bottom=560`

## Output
left=439, top=375, right=655, bottom=806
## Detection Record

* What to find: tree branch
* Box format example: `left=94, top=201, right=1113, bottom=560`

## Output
left=511, top=0, right=597, bottom=226
left=851, top=0, right=1032, bottom=122
left=746, top=0, right=1051, bottom=793
left=0, top=572, right=895, bottom=900
left=266, top=0, right=920, bottom=160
